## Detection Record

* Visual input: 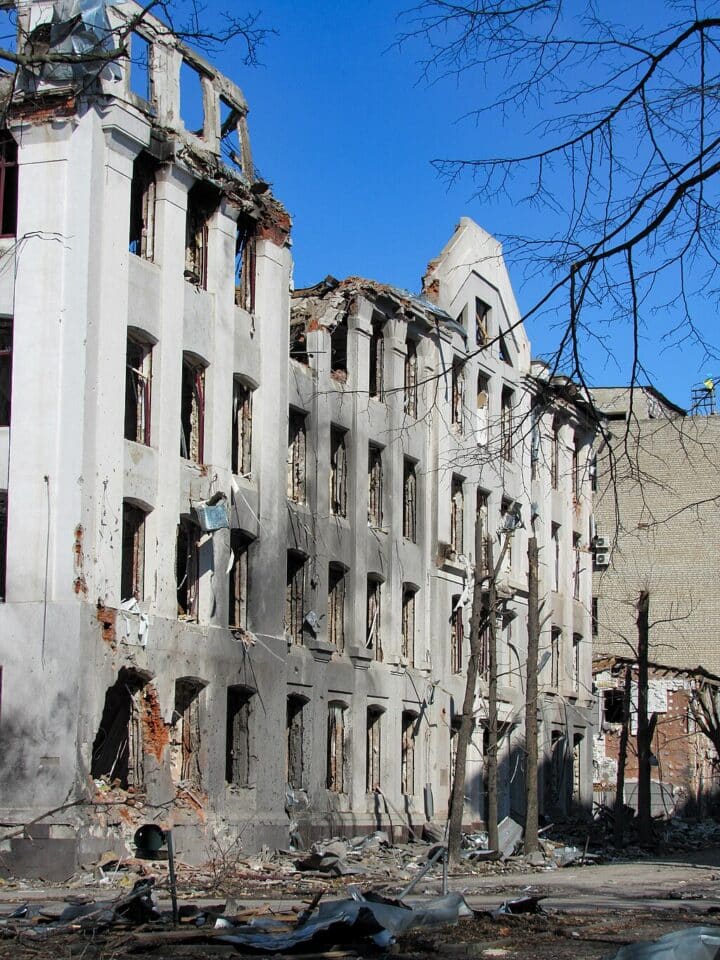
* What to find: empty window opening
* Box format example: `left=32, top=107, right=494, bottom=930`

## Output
left=451, top=476, right=464, bottom=556
left=232, top=378, right=253, bottom=476
left=551, top=420, right=561, bottom=489
left=479, top=618, right=491, bottom=678
left=326, top=701, right=347, bottom=793
left=404, top=338, right=418, bottom=417
left=328, top=563, right=346, bottom=651
left=179, top=58, right=205, bottom=137
left=286, top=694, right=306, bottom=790
left=0, top=136, right=17, bottom=237
left=368, top=444, right=383, bottom=528
left=287, top=410, right=307, bottom=502
left=366, top=576, right=382, bottom=661
left=0, top=490, right=6, bottom=602
left=451, top=595, right=463, bottom=674
left=572, top=634, right=582, bottom=690
left=549, top=730, right=565, bottom=806
left=498, top=331, right=512, bottom=364
left=330, top=318, right=348, bottom=381
left=285, top=551, right=306, bottom=645
left=451, top=359, right=464, bottom=432
left=235, top=214, right=256, bottom=311
left=90, top=669, right=147, bottom=789
left=128, top=152, right=157, bottom=259
left=590, top=455, right=598, bottom=492
left=401, top=587, right=416, bottom=665
left=185, top=183, right=216, bottom=287
left=125, top=331, right=152, bottom=445
left=403, top=458, right=417, bottom=541
left=121, top=502, right=146, bottom=602
left=129, top=31, right=151, bottom=100
left=401, top=711, right=417, bottom=796
left=289, top=322, right=309, bottom=364
left=551, top=523, right=560, bottom=593
left=476, top=491, right=489, bottom=578
left=225, top=685, right=254, bottom=787
left=0, top=317, right=11, bottom=427
left=176, top=517, right=200, bottom=621
left=180, top=354, right=205, bottom=463
left=170, top=679, right=203, bottom=788
left=369, top=317, right=385, bottom=399
left=500, top=499, right=514, bottom=573
left=573, top=532, right=581, bottom=601
left=330, top=428, right=347, bottom=517
left=573, top=437, right=582, bottom=501
left=476, top=373, right=489, bottom=446
left=220, top=97, right=243, bottom=170
left=366, top=706, right=382, bottom=792
left=572, top=734, right=583, bottom=804
left=603, top=689, right=626, bottom=724
left=530, top=400, right=541, bottom=479
left=550, top=627, right=561, bottom=687
left=475, top=298, right=490, bottom=347
left=229, top=531, right=251, bottom=629
left=500, top=387, right=513, bottom=461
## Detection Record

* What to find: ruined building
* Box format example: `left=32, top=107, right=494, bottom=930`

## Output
left=591, top=386, right=720, bottom=814
left=0, top=1, right=596, bottom=876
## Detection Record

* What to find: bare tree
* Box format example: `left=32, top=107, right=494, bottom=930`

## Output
left=399, top=2, right=720, bottom=388
left=524, top=534, right=539, bottom=854
left=689, top=679, right=720, bottom=757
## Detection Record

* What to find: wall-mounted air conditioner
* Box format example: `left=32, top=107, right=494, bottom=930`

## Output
left=593, top=535, right=610, bottom=550
left=595, top=552, right=610, bottom=568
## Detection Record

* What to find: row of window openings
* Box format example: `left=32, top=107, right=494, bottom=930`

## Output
left=287, top=557, right=418, bottom=665
left=456, top=297, right=514, bottom=365
left=0, top=135, right=249, bottom=287
left=548, top=629, right=584, bottom=690
left=122, top=503, right=250, bottom=629
left=296, top=315, right=419, bottom=416
left=128, top=153, right=255, bottom=309
left=90, top=671, right=419, bottom=798
left=531, top=418, right=589, bottom=497
left=125, top=334, right=253, bottom=475
left=290, top=417, right=419, bottom=538
left=453, top=367, right=514, bottom=461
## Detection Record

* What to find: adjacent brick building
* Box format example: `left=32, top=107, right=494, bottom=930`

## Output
left=591, top=386, right=720, bottom=813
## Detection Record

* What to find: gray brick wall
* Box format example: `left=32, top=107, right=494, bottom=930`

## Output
left=592, top=412, right=720, bottom=674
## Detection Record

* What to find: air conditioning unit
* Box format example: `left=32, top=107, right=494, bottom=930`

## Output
left=595, top=552, right=610, bottom=568
left=593, top=535, right=610, bottom=550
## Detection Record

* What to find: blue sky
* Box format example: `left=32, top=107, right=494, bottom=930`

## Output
left=134, top=2, right=720, bottom=407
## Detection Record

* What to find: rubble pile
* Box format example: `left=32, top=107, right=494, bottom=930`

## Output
left=0, top=875, right=474, bottom=959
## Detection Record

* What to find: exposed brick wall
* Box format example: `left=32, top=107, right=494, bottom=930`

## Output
left=594, top=667, right=719, bottom=812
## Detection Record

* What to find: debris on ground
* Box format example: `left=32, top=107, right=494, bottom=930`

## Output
left=610, top=925, right=720, bottom=959
left=0, top=876, right=473, bottom=956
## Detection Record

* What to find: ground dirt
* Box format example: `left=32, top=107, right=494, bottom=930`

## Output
left=3, top=846, right=720, bottom=959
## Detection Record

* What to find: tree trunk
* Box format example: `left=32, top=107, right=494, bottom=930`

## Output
left=447, top=518, right=486, bottom=862
left=613, top=664, right=632, bottom=848
left=524, top=536, right=540, bottom=854
left=486, top=536, right=499, bottom=855
left=636, top=590, right=652, bottom=846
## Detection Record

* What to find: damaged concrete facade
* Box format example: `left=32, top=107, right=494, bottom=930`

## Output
left=288, top=221, right=596, bottom=838
left=0, top=3, right=595, bottom=876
